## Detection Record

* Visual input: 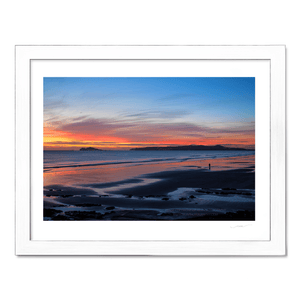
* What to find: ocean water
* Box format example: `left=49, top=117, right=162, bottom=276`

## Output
left=44, top=150, right=254, bottom=169
left=44, top=150, right=255, bottom=195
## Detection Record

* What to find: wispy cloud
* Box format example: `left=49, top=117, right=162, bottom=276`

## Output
left=118, top=109, right=191, bottom=122
left=44, top=98, right=68, bottom=110
left=44, top=116, right=254, bottom=147
left=59, top=118, right=135, bottom=136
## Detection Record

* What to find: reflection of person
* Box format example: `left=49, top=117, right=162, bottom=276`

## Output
left=209, top=163, right=211, bottom=170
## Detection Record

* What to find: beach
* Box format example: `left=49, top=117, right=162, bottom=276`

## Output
left=44, top=150, right=255, bottom=221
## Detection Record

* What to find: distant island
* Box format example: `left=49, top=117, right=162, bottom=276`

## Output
left=79, top=147, right=102, bottom=151
left=130, top=145, right=252, bottom=151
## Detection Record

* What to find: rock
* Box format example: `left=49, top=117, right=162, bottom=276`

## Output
left=51, top=214, right=70, bottom=220
left=106, top=206, right=115, bottom=210
left=196, top=189, right=206, bottom=193
left=79, top=147, right=102, bottom=151
left=77, top=203, right=102, bottom=207
left=161, top=212, right=173, bottom=216
left=44, top=208, right=62, bottom=217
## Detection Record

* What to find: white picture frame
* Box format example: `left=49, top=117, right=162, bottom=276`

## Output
left=15, top=45, right=286, bottom=255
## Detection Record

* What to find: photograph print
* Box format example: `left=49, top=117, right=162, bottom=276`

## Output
left=43, top=77, right=255, bottom=221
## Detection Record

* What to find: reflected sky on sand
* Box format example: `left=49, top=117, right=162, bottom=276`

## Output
left=44, top=154, right=254, bottom=193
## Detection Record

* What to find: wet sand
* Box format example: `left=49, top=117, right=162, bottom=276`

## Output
left=112, top=167, right=255, bottom=196
left=44, top=167, right=255, bottom=221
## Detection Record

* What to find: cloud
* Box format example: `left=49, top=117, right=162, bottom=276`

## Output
left=46, top=116, right=255, bottom=147
left=118, top=109, right=191, bottom=122
left=59, top=118, right=128, bottom=136
left=53, top=117, right=206, bottom=142
left=70, top=116, right=91, bottom=122
left=44, top=98, right=68, bottom=110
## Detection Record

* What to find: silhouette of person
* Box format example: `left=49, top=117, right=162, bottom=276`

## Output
left=209, top=163, right=211, bottom=170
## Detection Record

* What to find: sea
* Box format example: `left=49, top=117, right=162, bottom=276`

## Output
left=44, top=150, right=255, bottom=193
left=44, top=150, right=254, bottom=170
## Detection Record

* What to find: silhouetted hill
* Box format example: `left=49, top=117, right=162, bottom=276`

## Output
left=79, top=147, right=102, bottom=151
left=130, top=145, right=251, bottom=151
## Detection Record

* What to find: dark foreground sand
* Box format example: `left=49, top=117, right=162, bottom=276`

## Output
left=112, top=167, right=255, bottom=196
left=44, top=167, right=255, bottom=221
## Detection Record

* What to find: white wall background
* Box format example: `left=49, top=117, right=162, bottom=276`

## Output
left=1, top=1, right=297, bottom=299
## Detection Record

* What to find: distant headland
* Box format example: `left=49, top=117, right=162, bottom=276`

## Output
left=79, top=147, right=102, bottom=151
left=130, top=145, right=252, bottom=151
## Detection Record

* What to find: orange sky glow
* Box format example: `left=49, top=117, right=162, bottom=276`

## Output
left=44, top=123, right=254, bottom=150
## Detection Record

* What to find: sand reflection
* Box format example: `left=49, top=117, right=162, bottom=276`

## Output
left=44, top=154, right=254, bottom=190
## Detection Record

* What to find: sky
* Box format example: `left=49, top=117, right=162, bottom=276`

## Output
left=43, top=77, right=255, bottom=150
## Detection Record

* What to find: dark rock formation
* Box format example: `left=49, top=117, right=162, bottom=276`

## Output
left=79, top=147, right=102, bottom=151
left=130, top=145, right=251, bottom=151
